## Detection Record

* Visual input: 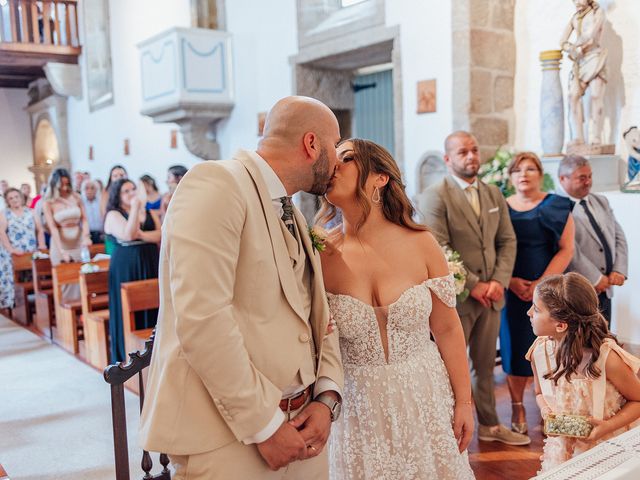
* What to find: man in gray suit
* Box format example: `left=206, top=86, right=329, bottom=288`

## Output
left=558, top=154, right=628, bottom=325
left=418, top=131, right=529, bottom=445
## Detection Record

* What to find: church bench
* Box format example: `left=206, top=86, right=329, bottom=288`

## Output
left=32, top=257, right=55, bottom=339
left=10, top=252, right=37, bottom=326
left=52, top=259, right=110, bottom=354
left=79, top=269, right=110, bottom=370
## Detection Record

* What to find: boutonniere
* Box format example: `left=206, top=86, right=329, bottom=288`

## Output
left=308, top=225, right=328, bottom=253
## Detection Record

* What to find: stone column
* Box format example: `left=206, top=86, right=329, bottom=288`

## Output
left=539, top=50, right=564, bottom=156
left=452, top=0, right=516, bottom=161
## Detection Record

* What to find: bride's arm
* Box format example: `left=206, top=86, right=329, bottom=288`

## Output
left=421, top=232, right=474, bottom=452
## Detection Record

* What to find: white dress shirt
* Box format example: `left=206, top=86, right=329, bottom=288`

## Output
left=244, top=152, right=340, bottom=444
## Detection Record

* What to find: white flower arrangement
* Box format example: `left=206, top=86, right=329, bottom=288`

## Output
left=31, top=251, right=49, bottom=260
left=80, top=263, right=101, bottom=274
left=441, top=245, right=470, bottom=303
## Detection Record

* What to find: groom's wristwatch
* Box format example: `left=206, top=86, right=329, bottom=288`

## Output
left=315, top=394, right=342, bottom=422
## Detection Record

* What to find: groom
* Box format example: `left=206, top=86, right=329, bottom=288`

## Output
left=140, top=96, right=344, bottom=479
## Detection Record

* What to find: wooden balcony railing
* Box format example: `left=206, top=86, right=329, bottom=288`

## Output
left=0, top=0, right=79, bottom=49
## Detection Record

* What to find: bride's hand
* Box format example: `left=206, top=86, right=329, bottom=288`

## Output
left=453, top=402, right=475, bottom=453
left=322, top=225, right=344, bottom=255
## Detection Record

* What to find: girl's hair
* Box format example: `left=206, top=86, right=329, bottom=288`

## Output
left=315, top=138, right=427, bottom=233
left=106, top=178, right=134, bottom=214
left=44, top=167, right=71, bottom=201
left=536, top=272, right=618, bottom=384
left=508, top=151, right=544, bottom=175
left=140, top=174, right=159, bottom=192
left=105, top=165, right=128, bottom=190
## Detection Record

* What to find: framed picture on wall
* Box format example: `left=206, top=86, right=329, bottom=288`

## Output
left=417, top=79, right=436, bottom=114
left=83, top=0, right=114, bottom=112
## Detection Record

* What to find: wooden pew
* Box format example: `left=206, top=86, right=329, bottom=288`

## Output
left=10, top=253, right=36, bottom=326
left=32, top=257, right=55, bottom=339
left=89, top=243, right=106, bottom=257
left=121, top=279, right=159, bottom=357
left=79, top=270, right=110, bottom=370
left=52, top=259, right=110, bottom=354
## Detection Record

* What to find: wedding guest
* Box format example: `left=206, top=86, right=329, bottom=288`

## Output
left=20, top=183, right=33, bottom=207
left=30, top=184, right=45, bottom=209
left=419, top=131, right=528, bottom=446
left=82, top=180, right=104, bottom=244
left=319, top=139, right=475, bottom=478
left=100, top=165, right=127, bottom=218
left=0, top=179, right=8, bottom=210
left=140, top=174, right=162, bottom=211
left=0, top=188, right=46, bottom=316
left=42, top=168, right=91, bottom=301
left=104, top=178, right=160, bottom=363
left=527, top=272, right=640, bottom=473
left=501, top=152, right=574, bottom=435
left=73, top=170, right=88, bottom=194
left=159, top=164, right=187, bottom=222
left=558, top=154, right=628, bottom=325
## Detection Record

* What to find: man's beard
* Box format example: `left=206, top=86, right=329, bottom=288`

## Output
left=453, top=163, right=479, bottom=179
left=308, top=147, right=332, bottom=195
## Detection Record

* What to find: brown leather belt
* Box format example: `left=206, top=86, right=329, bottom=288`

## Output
left=279, top=386, right=312, bottom=412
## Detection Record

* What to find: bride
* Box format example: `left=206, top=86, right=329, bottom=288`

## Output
left=317, top=139, right=475, bottom=479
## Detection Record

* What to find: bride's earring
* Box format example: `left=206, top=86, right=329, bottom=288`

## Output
left=371, top=186, right=382, bottom=205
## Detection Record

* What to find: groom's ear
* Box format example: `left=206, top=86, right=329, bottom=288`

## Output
left=302, top=131, right=319, bottom=160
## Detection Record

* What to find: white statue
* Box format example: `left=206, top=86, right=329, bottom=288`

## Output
left=560, top=0, right=607, bottom=149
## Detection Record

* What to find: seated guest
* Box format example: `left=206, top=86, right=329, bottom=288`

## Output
left=0, top=188, right=47, bottom=316
left=501, top=152, right=574, bottom=435
left=20, top=183, right=33, bottom=207
left=527, top=272, right=640, bottom=473
left=82, top=180, right=104, bottom=244
left=159, top=164, right=187, bottom=222
left=140, top=174, right=162, bottom=211
left=104, top=178, right=160, bottom=362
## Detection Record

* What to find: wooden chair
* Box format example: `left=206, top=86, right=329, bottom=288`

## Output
left=79, top=270, right=110, bottom=369
left=103, top=332, right=171, bottom=480
left=52, top=259, right=110, bottom=354
left=32, top=257, right=55, bottom=339
left=11, top=253, right=36, bottom=326
left=120, top=279, right=159, bottom=358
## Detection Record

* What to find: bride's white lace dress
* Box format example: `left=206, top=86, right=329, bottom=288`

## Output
left=327, top=274, right=475, bottom=480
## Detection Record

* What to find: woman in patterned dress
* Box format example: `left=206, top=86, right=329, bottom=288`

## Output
left=0, top=188, right=46, bottom=315
left=317, top=139, right=475, bottom=479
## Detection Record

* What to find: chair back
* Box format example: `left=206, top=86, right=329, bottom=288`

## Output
left=120, top=279, right=159, bottom=338
left=51, top=259, right=110, bottom=307
left=103, top=332, right=171, bottom=480
left=32, top=258, right=53, bottom=293
left=11, top=253, right=34, bottom=284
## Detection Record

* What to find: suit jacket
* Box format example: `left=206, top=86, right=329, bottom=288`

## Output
left=139, top=150, right=344, bottom=455
left=568, top=193, right=628, bottom=298
left=417, top=175, right=517, bottom=314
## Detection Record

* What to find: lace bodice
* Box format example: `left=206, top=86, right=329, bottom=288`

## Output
left=327, top=274, right=456, bottom=366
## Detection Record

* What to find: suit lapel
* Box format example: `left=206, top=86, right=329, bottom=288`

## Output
left=237, top=153, right=307, bottom=323
left=445, top=176, right=482, bottom=238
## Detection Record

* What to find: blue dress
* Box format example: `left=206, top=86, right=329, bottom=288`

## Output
left=500, top=194, right=573, bottom=376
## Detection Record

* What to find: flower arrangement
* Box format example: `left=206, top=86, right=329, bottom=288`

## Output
left=80, top=263, right=101, bottom=274
left=544, top=413, right=593, bottom=438
left=442, top=246, right=469, bottom=303
left=31, top=251, right=49, bottom=260
left=479, top=147, right=555, bottom=197
left=308, top=226, right=328, bottom=253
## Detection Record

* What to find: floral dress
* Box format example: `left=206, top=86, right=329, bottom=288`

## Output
left=527, top=337, right=640, bottom=473
left=327, top=274, right=475, bottom=479
left=0, top=209, right=38, bottom=308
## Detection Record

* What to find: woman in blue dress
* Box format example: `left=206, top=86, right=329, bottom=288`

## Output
left=501, top=152, right=575, bottom=435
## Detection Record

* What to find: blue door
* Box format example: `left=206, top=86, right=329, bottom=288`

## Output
left=352, top=69, right=394, bottom=155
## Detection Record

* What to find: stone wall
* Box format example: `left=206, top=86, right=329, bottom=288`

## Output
left=453, top=0, right=516, bottom=161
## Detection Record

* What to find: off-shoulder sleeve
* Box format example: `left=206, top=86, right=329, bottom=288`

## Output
left=539, top=194, right=574, bottom=247
left=425, top=273, right=456, bottom=308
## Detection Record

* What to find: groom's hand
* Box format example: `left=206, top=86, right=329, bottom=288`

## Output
left=288, top=402, right=332, bottom=458
left=256, top=422, right=307, bottom=471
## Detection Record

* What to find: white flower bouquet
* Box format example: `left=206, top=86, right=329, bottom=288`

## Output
left=31, top=251, right=49, bottom=260
left=441, top=246, right=469, bottom=303
left=544, top=413, right=593, bottom=438
left=80, top=263, right=101, bottom=274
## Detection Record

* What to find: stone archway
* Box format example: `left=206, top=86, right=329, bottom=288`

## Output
left=31, top=117, right=60, bottom=190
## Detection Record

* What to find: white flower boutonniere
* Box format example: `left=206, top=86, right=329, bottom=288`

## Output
left=308, top=225, right=328, bottom=253
left=441, top=245, right=470, bottom=303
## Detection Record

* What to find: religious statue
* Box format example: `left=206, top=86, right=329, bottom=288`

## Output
left=560, top=0, right=612, bottom=154
left=622, top=126, right=640, bottom=192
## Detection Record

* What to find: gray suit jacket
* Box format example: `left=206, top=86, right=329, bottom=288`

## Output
left=568, top=193, right=628, bottom=298
left=417, top=175, right=517, bottom=314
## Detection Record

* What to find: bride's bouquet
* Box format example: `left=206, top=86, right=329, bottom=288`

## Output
left=441, top=246, right=469, bottom=303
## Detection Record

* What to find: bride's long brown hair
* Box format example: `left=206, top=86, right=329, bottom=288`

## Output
left=315, top=138, right=426, bottom=233
left=537, top=272, right=619, bottom=384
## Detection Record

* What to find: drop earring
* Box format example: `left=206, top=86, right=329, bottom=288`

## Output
left=372, top=186, right=382, bottom=205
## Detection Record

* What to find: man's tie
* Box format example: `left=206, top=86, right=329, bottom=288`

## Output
left=280, top=196, right=296, bottom=239
left=465, top=185, right=480, bottom=217
left=580, top=199, right=613, bottom=274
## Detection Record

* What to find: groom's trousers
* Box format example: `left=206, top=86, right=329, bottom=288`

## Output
left=459, top=306, right=501, bottom=427
left=169, top=402, right=329, bottom=480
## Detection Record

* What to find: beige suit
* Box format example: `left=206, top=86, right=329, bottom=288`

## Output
left=418, top=175, right=516, bottom=426
left=139, top=150, right=343, bottom=478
